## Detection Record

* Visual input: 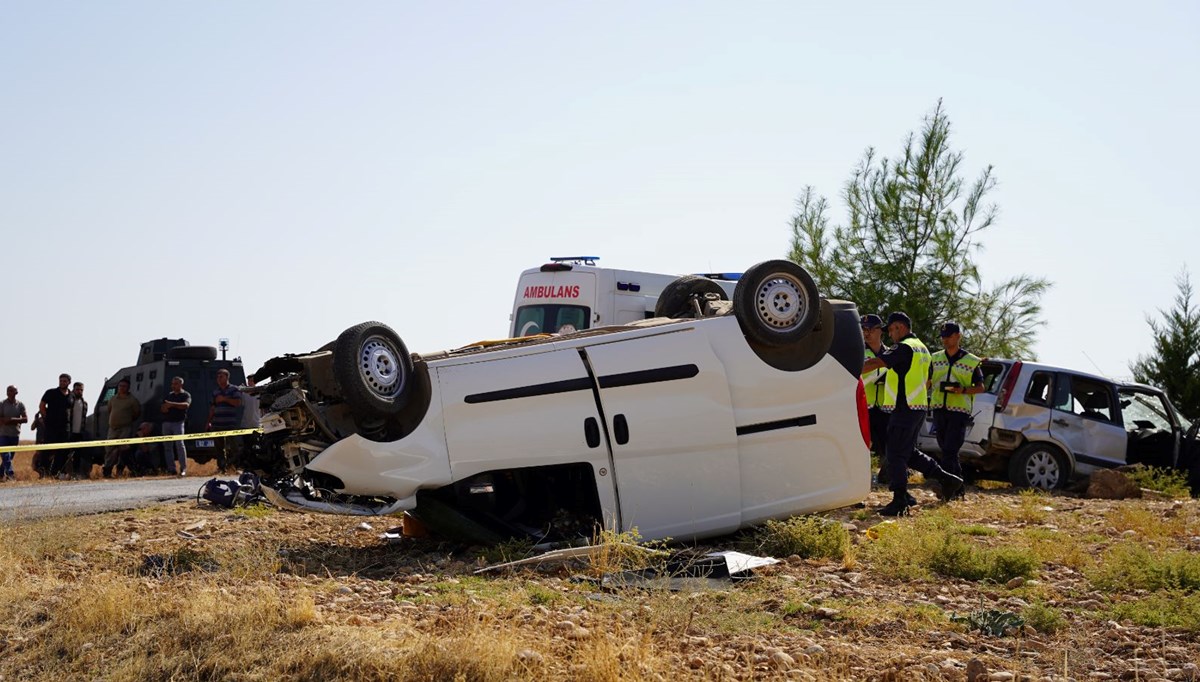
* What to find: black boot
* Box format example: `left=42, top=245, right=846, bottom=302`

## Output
left=879, top=492, right=911, bottom=517
left=933, top=469, right=964, bottom=502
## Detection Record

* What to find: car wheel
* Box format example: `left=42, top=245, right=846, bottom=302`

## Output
left=1008, top=443, right=1070, bottom=490
left=654, top=275, right=728, bottom=318
left=332, top=321, right=413, bottom=419
left=733, top=260, right=820, bottom=347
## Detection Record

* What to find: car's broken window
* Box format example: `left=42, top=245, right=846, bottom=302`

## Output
left=1025, top=371, right=1053, bottom=406
left=1119, top=390, right=1173, bottom=432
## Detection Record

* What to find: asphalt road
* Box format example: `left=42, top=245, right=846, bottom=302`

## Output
left=0, top=477, right=204, bottom=521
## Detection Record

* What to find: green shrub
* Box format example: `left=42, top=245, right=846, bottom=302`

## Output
left=1110, top=591, right=1200, bottom=632
left=1088, top=543, right=1200, bottom=592
left=927, top=537, right=1038, bottom=583
left=1022, top=602, right=1066, bottom=634
left=754, top=516, right=850, bottom=561
left=1123, top=466, right=1193, bottom=498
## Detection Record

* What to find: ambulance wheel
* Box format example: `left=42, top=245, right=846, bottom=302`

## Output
left=733, top=260, right=820, bottom=346
left=333, top=322, right=413, bottom=419
left=654, top=275, right=728, bottom=318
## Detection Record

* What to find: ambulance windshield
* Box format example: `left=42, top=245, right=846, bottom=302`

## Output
left=514, top=305, right=591, bottom=337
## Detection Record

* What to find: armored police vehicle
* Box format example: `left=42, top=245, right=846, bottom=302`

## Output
left=89, top=338, right=248, bottom=465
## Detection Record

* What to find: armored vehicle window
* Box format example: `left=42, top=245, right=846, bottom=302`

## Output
left=150, top=370, right=157, bottom=380
left=136, top=372, right=144, bottom=382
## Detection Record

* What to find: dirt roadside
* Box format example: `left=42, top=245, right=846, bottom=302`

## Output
left=1, top=483, right=1197, bottom=681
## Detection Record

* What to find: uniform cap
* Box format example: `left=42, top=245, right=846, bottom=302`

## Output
left=939, top=322, right=962, bottom=337
left=886, top=312, right=912, bottom=328
left=859, top=314, right=884, bottom=329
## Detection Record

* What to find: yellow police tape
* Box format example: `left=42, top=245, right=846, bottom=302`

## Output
left=0, top=428, right=262, bottom=454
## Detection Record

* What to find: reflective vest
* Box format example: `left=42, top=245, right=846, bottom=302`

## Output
left=895, top=335, right=931, bottom=410
left=862, top=346, right=889, bottom=409
left=930, top=349, right=982, bottom=414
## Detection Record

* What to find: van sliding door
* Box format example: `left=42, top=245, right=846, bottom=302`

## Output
left=582, top=328, right=741, bottom=541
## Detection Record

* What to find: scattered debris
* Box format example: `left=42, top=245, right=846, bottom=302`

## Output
left=600, top=550, right=779, bottom=591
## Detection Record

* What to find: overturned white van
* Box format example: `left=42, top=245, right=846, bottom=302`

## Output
left=244, top=260, right=871, bottom=544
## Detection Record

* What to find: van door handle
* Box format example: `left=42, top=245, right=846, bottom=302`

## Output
left=1053, top=418, right=1070, bottom=427
left=584, top=417, right=600, bottom=448
left=613, top=414, right=629, bottom=445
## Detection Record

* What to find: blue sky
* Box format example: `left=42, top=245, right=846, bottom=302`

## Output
left=1, top=1, right=1197, bottom=409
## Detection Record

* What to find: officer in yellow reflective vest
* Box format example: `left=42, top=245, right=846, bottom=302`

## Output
left=860, top=314, right=894, bottom=485
left=862, top=312, right=964, bottom=516
left=928, top=322, right=984, bottom=488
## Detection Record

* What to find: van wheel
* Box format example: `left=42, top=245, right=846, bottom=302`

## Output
left=733, top=260, right=820, bottom=346
left=333, top=322, right=413, bottom=419
left=1008, top=443, right=1070, bottom=490
left=654, top=275, right=728, bottom=318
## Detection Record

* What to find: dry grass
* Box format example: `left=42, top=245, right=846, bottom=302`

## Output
left=1, top=484, right=1198, bottom=681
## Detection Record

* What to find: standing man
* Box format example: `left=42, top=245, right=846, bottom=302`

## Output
left=103, top=378, right=141, bottom=478
left=161, top=376, right=191, bottom=476
left=860, top=314, right=893, bottom=485
left=59, top=381, right=90, bottom=479
left=0, top=385, right=28, bottom=481
left=39, top=373, right=73, bottom=478
left=207, top=368, right=242, bottom=473
left=928, top=322, right=985, bottom=488
left=862, top=312, right=963, bottom=516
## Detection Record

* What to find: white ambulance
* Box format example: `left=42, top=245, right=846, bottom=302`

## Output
left=508, top=257, right=740, bottom=337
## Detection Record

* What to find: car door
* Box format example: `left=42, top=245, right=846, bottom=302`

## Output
left=1050, top=373, right=1127, bottom=471
left=436, top=346, right=619, bottom=523
left=1117, top=387, right=1181, bottom=468
left=581, top=327, right=741, bottom=541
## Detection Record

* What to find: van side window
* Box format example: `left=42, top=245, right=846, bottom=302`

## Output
left=1025, top=372, right=1053, bottom=405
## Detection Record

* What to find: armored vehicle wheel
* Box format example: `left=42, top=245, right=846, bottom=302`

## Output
left=332, top=322, right=414, bottom=419
left=1008, top=442, right=1070, bottom=490
left=654, top=275, right=728, bottom=318
left=167, top=346, right=219, bottom=361
left=733, top=260, right=820, bottom=347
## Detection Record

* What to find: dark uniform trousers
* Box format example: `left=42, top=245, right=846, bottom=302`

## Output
left=932, top=409, right=970, bottom=478
left=868, top=407, right=891, bottom=482
left=885, top=408, right=943, bottom=493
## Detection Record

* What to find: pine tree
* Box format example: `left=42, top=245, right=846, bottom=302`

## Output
left=1131, top=269, right=1200, bottom=420
left=788, top=100, right=1050, bottom=357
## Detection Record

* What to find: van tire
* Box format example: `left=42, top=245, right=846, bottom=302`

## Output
left=167, top=346, right=219, bottom=361
left=654, top=275, right=728, bottom=318
left=733, top=260, right=820, bottom=347
left=332, top=322, right=413, bottom=419
left=1008, top=442, right=1070, bottom=490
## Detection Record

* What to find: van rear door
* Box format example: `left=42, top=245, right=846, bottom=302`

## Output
left=511, top=271, right=596, bottom=337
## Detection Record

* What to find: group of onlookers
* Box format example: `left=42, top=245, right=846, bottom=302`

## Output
left=0, top=369, right=253, bottom=482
